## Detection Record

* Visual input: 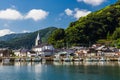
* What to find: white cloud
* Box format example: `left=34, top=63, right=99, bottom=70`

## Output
left=74, top=8, right=91, bottom=19
left=0, top=29, right=15, bottom=36
left=25, top=9, right=49, bottom=21
left=77, top=0, right=105, bottom=6
left=0, top=8, right=49, bottom=21
left=65, top=8, right=91, bottom=19
left=22, top=30, right=30, bottom=33
left=65, top=8, right=73, bottom=16
left=0, top=8, right=23, bottom=20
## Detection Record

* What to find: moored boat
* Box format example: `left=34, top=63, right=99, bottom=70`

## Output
left=32, top=57, right=41, bottom=62
left=15, top=58, right=20, bottom=62
left=63, top=54, right=72, bottom=62
left=92, top=58, right=99, bottom=62
left=53, top=55, right=61, bottom=62
left=118, top=57, right=120, bottom=62
left=2, top=58, right=10, bottom=63
left=20, top=58, right=25, bottom=62
left=74, top=58, right=83, bottom=61
left=26, top=57, right=31, bottom=62
left=99, top=57, right=106, bottom=62
left=84, top=57, right=93, bottom=62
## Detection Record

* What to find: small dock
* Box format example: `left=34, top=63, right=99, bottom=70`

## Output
left=0, top=56, right=119, bottom=62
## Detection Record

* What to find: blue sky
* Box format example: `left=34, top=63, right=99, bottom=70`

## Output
left=0, top=0, right=117, bottom=36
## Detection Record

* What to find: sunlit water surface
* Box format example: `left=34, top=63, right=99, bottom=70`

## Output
left=0, top=61, right=120, bottom=80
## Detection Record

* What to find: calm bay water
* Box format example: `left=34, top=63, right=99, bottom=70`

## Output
left=0, top=62, right=120, bottom=80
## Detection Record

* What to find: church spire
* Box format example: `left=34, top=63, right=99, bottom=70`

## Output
left=36, top=32, right=40, bottom=40
left=35, top=32, right=42, bottom=46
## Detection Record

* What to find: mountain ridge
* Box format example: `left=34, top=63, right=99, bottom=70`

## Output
left=0, top=27, right=57, bottom=49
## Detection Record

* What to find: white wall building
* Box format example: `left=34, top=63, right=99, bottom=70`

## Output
left=13, top=50, right=21, bottom=57
left=32, top=33, right=54, bottom=56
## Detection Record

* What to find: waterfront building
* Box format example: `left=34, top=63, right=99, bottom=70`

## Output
left=32, top=32, right=54, bottom=57
left=75, top=48, right=88, bottom=57
left=96, top=46, right=118, bottom=57
left=27, top=50, right=36, bottom=57
left=53, top=49, right=75, bottom=61
left=20, top=48, right=29, bottom=57
left=13, top=49, right=21, bottom=57
left=13, top=48, right=28, bottom=57
left=0, top=48, right=10, bottom=57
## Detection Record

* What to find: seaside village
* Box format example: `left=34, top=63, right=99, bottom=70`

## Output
left=0, top=33, right=120, bottom=63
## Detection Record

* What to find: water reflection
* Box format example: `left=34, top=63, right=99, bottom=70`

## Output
left=53, top=61, right=120, bottom=67
left=0, top=61, right=119, bottom=80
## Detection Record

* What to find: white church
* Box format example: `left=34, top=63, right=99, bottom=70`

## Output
left=32, top=33, right=55, bottom=57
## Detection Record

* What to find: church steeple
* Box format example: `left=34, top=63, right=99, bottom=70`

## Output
left=35, top=32, right=42, bottom=46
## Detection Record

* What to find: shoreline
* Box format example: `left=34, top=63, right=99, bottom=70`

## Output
left=0, top=56, right=120, bottom=62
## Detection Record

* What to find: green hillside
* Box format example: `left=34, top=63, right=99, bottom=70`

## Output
left=0, top=33, right=30, bottom=41
left=0, top=27, right=57, bottom=49
left=48, top=1, right=120, bottom=48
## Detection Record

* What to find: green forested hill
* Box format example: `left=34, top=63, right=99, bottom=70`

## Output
left=0, top=33, right=30, bottom=41
left=48, top=1, right=120, bottom=48
left=0, top=27, right=57, bottom=49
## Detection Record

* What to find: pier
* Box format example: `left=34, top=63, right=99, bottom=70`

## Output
left=0, top=56, right=120, bottom=62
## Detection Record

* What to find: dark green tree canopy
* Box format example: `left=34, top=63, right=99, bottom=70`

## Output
left=112, top=27, right=120, bottom=40
left=48, top=28, right=65, bottom=48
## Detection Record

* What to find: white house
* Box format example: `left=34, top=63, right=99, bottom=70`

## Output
left=13, top=48, right=28, bottom=57
left=32, top=33, right=55, bottom=56
left=13, top=50, right=21, bottom=57
left=27, top=51, right=36, bottom=57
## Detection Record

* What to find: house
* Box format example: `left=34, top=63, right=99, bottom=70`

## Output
left=42, top=49, right=54, bottom=57
left=32, top=32, right=55, bottom=57
left=27, top=50, right=36, bottom=57
left=75, top=47, right=88, bottom=57
left=0, top=48, right=10, bottom=57
left=13, top=49, right=21, bottom=57
left=20, top=48, right=28, bottom=57
left=13, top=48, right=28, bottom=57
left=92, top=44, right=118, bottom=57
left=54, top=49, right=75, bottom=57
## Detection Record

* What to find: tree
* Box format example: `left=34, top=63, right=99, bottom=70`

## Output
left=112, top=27, right=120, bottom=40
left=48, top=28, right=65, bottom=48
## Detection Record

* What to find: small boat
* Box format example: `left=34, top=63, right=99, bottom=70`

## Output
left=118, top=57, right=120, bottom=62
left=106, top=58, right=110, bottom=61
left=100, top=57, right=106, bottom=62
left=20, top=58, right=25, bottom=62
left=74, top=58, right=83, bottom=61
left=92, top=58, right=99, bottom=62
left=42, top=58, right=46, bottom=64
left=3, top=58, right=10, bottom=63
left=26, top=58, right=31, bottom=62
left=53, top=58, right=61, bottom=62
left=63, top=54, right=72, bottom=62
left=32, top=57, right=41, bottom=62
left=15, top=58, right=20, bottom=62
left=53, top=55, right=61, bottom=62
left=84, top=57, right=92, bottom=62
left=63, top=58, right=71, bottom=62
